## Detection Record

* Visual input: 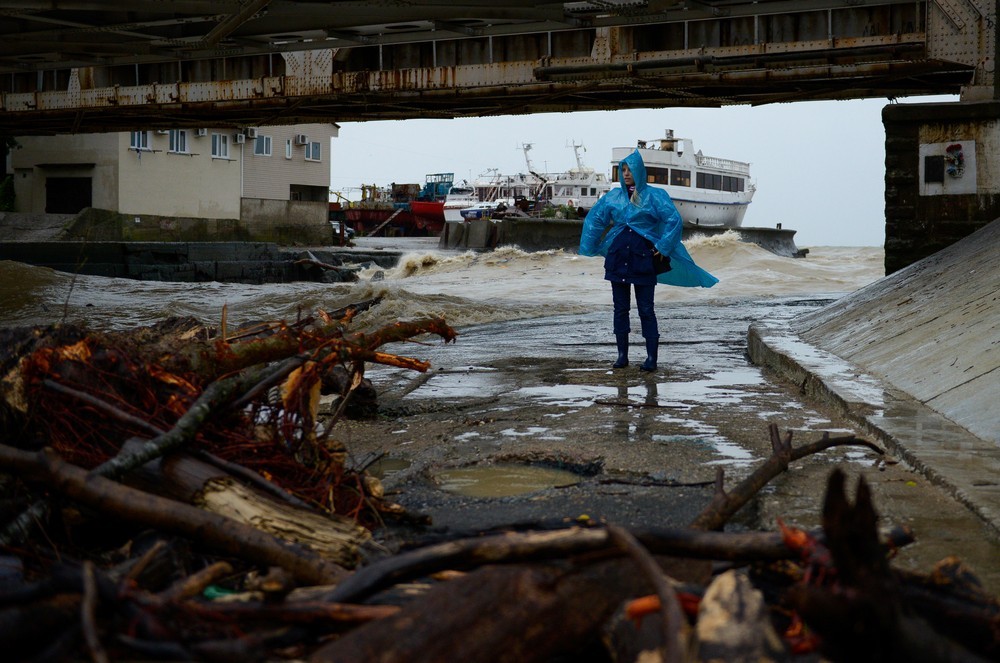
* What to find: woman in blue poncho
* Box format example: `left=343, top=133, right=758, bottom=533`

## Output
left=579, top=149, right=718, bottom=371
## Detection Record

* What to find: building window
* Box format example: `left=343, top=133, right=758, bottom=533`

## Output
left=254, top=135, right=272, bottom=156
left=285, top=139, right=292, bottom=159
left=670, top=169, right=691, bottom=187
left=168, top=129, right=188, bottom=154
left=211, top=133, right=229, bottom=159
left=130, top=131, right=150, bottom=150
left=305, top=141, right=322, bottom=161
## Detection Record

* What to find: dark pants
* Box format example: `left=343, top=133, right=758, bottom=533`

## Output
left=611, top=282, right=658, bottom=338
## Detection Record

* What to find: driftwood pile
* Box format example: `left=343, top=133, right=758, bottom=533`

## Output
left=0, top=301, right=997, bottom=662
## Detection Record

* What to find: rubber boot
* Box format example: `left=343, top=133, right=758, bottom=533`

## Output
left=612, top=333, right=629, bottom=369
left=639, top=336, right=659, bottom=372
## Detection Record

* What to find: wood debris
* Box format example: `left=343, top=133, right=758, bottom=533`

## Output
left=0, top=302, right=996, bottom=661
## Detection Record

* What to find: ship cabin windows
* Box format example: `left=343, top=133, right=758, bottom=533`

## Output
left=697, top=173, right=745, bottom=192
left=645, top=166, right=669, bottom=184
left=614, top=165, right=691, bottom=187
left=669, top=169, right=691, bottom=187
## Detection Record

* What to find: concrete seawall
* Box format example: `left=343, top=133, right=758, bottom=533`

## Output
left=749, top=217, right=1000, bottom=532
left=440, top=217, right=805, bottom=257
left=0, top=241, right=402, bottom=284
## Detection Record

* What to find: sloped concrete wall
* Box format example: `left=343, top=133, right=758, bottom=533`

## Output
left=790, top=218, right=999, bottom=443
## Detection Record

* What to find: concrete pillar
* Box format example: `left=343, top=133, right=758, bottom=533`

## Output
left=883, top=100, right=1000, bottom=274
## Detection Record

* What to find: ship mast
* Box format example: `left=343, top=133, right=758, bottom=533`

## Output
left=520, top=143, right=536, bottom=173
left=568, top=140, right=586, bottom=171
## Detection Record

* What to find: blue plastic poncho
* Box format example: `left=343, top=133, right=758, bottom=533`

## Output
left=579, top=149, right=718, bottom=288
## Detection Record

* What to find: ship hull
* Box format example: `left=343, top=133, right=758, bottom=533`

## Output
left=345, top=207, right=444, bottom=236
left=670, top=194, right=752, bottom=228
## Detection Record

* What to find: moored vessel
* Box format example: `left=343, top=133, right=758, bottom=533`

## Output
left=612, top=130, right=755, bottom=228
left=443, top=184, right=479, bottom=222
left=472, top=142, right=613, bottom=213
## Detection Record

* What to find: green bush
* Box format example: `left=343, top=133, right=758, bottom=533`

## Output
left=539, top=204, right=579, bottom=220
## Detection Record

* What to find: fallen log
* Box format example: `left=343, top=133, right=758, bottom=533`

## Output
left=126, top=449, right=372, bottom=568
left=321, top=526, right=792, bottom=605
left=0, top=445, right=347, bottom=587
left=310, top=559, right=654, bottom=663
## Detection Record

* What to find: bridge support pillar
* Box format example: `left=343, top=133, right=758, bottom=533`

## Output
left=883, top=99, right=1000, bottom=274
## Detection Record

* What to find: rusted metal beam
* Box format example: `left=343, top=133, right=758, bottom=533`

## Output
left=201, top=0, right=273, bottom=47
left=0, top=0, right=988, bottom=133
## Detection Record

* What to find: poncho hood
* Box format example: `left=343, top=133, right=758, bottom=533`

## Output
left=619, top=149, right=649, bottom=200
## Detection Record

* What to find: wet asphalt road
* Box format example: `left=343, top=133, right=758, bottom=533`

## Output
left=335, top=298, right=1000, bottom=592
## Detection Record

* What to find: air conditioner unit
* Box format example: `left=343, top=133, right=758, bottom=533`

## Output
left=155, top=129, right=170, bottom=135
left=294, top=134, right=309, bottom=145
left=244, top=127, right=259, bottom=139
left=196, top=128, right=208, bottom=137
left=234, top=133, right=246, bottom=144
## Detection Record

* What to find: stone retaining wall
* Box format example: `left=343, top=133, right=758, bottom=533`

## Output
left=883, top=100, right=1000, bottom=274
left=0, top=242, right=402, bottom=284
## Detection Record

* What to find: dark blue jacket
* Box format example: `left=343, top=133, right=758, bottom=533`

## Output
left=604, top=225, right=658, bottom=285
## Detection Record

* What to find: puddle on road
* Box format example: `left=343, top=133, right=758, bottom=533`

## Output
left=514, top=384, right=619, bottom=407
left=405, top=366, right=509, bottom=399
left=367, top=457, right=412, bottom=479
left=499, top=426, right=564, bottom=440
left=434, top=463, right=582, bottom=497
left=652, top=433, right=756, bottom=467
left=514, top=368, right=766, bottom=409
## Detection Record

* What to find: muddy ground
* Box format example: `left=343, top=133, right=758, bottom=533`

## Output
left=329, top=305, right=1000, bottom=593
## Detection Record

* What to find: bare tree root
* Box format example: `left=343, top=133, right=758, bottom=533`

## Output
left=689, top=423, right=884, bottom=531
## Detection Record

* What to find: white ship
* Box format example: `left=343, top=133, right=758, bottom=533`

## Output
left=473, top=142, right=613, bottom=212
left=612, top=130, right=755, bottom=228
left=442, top=183, right=479, bottom=222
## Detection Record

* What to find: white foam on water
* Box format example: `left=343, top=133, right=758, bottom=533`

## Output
left=1, top=237, right=884, bottom=332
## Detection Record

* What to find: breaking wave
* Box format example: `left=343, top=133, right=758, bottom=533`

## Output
left=0, top=238, right=883, bottom=333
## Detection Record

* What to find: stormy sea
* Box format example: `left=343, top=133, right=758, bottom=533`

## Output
left=0, top=232, right=884, bottom=334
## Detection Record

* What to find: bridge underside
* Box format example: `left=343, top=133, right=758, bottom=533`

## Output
left=0, top=1, right=986, bottom=134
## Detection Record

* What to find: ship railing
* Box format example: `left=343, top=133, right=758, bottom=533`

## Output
left=694, top=154, right=750, bottom=175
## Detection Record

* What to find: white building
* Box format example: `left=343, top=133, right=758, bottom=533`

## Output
left=8, top=122, right=338, bottom=243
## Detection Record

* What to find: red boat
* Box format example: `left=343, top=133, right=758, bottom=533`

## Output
left=409, top=199, right=446, bottom=221
left=331, top=173, right=451, bottom=237
left=341, top=204, right=444, bottom=236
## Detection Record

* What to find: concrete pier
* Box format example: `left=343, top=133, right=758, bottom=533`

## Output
left=440, top=217, right=806, bottom=257
left=0, top=241, right=402, bottom=283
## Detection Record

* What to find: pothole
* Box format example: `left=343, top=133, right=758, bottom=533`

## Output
left=433, top=463, right=582, bottom=498
left=366, top=456, right=413, bottom=479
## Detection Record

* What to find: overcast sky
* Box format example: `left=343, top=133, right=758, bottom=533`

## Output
left=329, top=94, right=955, bottom=247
